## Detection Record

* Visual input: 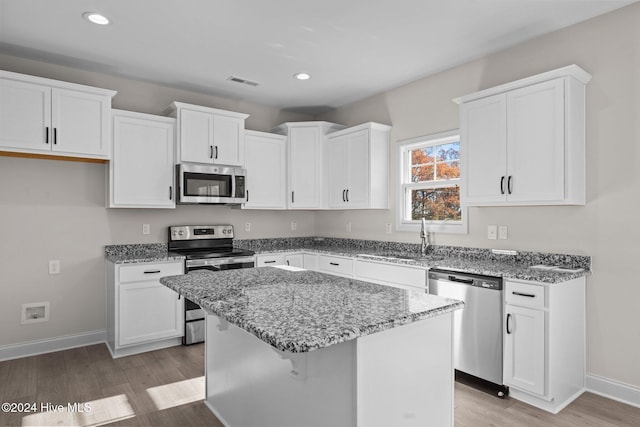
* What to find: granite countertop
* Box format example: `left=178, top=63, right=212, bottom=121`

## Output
left=253, top=246, right=589, bottom=284
left=104, top=239, right=590, bottom=284
left=160, top=268, right=463, bottom=353
left=104, top=243, right=184, bottom=264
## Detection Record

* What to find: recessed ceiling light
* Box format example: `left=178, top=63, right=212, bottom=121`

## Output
left=83, top=12, right=110, bottom=25
left=294, top=73, right=311, bottom=81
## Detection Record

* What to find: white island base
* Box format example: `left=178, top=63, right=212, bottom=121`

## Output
left=204, top=311, right=455, bottom=427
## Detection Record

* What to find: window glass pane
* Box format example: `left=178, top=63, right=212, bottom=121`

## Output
left=411, top=164, right=435, bottom=182
left=410, top=186, right=461, bottom=221
left=436, top=142, right=460, bottom=161
left=411, top=147, right=434, bottom=165
left=436, top=161, right=460, bottom=180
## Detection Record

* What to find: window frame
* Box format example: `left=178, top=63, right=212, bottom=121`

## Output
left=396, top=129, right=468, bottom=234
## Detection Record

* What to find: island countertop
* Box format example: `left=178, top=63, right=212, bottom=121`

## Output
left=160, top=267, right=463, bottom=353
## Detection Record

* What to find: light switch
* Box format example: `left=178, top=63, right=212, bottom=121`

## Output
left=498, top=226, right=508, bottom=240
left=487, top=225, right=497, bottom=240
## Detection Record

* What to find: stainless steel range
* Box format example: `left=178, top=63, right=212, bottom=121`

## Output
left=168, top=224, right=255, bottom=345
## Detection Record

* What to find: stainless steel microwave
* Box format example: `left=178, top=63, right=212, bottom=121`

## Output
left=176, top=163, right=247, bottom=205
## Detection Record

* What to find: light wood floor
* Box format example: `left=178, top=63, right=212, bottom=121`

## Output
left=0, top=343, right=638, bottom=426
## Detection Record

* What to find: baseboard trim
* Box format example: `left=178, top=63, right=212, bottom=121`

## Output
left=0, top=330, right=106, bottom=362
left=587, top=373, right=640, bottom=409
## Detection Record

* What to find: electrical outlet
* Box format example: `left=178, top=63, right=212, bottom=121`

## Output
left=291, top=221, right=297, bottom=231
left=498, top=225, right=508, bottom=240
left=346, top=222, right=352, bottom=233
left=385, top=223, right=392, bottom=234
left=487, top=225, right=497, bottom=240
left=48, top=260, right=60, bottom=275
left=142, top=224, right=150, bottom=235
left=245, top=222, right=251, bottom=232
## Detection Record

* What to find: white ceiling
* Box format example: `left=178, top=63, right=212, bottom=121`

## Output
left=0, top=0, right=636, bottom=115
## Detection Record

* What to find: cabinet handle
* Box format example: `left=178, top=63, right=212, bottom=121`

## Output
left=144, top=270, right=161, bottom=274
left=214, top=145, right=218, bottom=159
left=329, top=262, right=339, bottom=266
left=45, top=127, right=49, bottom=144
left=264, top=260, right=276, bottom=264
left=512, top=291, right=536, bottom=298
left=178, top=294, right=181, bottom=300
left=286, top=260, right=290, bottom=266
left=507, top=176, right=513, bottom=194
left=346, top=189, right=349, bottom=202
left=291, top=191, right=295, bottom=203
left=342, top=189, right=346, bottom=202
left=209, top=145, right=214, bottom=159
left=506, top=313, right=512, bottom=334
left=246, top=190, right=249, bottom=202
left=500, top=176, right=505, bottom=194
left=53, top=128, right=57, bottom=145
left=169, top=186, right=173, bottom=200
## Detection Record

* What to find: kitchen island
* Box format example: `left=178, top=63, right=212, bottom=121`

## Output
left=160, top=267, right=463, bottom=427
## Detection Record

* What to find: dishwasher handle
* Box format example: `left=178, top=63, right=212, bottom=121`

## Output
left=447, top=275, right=474, bottom=285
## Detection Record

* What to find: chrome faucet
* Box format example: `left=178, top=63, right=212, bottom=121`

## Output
left=420, top=218, right=430, bottom=256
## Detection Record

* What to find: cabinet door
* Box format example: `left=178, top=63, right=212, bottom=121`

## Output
left=0, top=78, right=51, bottom=150
left=213, top=115, right=244, bottom=166
left=345, top=129, right=370, bottom=208
left=328, top=134, right=349, bottom=208
left=284, top=254, right=304, bottom=268
left=288, top=126, right=322, bottom=208
left=118, top=281, right=183, bottom=347
left=180, top=108, right=214, bottom=163
left=52, top=88, right=111, bottom=156
left=507, top=79, right=565, bottom=203
left=111, top=113, right=175, bottom=208
left=461, top=93, right=508, bottom=204
left=303, top=254, right=317, bottom=270
left=504, top=304, right=546, bottom=396
left=244, top=132, right=286, bottom=209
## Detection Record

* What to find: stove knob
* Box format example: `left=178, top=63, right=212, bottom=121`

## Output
left=178, top=230, right=185, bottom=236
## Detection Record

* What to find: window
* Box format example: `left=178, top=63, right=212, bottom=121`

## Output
left=397, top=130, right=467, bottom=233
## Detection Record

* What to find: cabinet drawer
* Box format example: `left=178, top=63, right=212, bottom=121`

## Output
left=354, top=260, right=426, bottom=290
left=317, top=255, right=353, bottom=277
left=256, top=254, right=285, bottom=267
left=119, top=262, right=184, bottom=283
left=505, top=281, right=546, bottom=309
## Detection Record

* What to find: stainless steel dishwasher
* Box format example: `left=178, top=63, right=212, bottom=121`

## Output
left=428, top=268, right=508, bottom=397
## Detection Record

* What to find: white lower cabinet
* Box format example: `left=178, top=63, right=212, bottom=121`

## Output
left=503, top=277, right=586, bottom=413
left=503, top=303, right=546, bottom=395
left=317, top=255, right=353, bottom=277
left=255, top=252, right=304, bottom=268
left=255, top=254, right=285, bottom=267
left=354, top=260, right=427, bottom=292
left=106, top=260, right=184, bottom=358
left=284, top=253, right=304, bottom=268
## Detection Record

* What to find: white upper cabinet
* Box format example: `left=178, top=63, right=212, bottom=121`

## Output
left=165, top=101, right=249, bottom=166
left=458, top=65, right=591, bottom=206
left=109, top=110, right=176, bottom=208
left=326, top=122, right=391, bottom=209
left=0, top=70, right=116, bottom=159
left=243, top=130, right=287, bottom=209
left=273, top=121, right=344, bottom=209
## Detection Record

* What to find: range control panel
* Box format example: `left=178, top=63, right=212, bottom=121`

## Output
left=169, top=225, right=234, bottom=241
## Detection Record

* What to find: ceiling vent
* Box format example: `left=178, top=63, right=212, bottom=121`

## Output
left=227, top=76, right=260, bottom=87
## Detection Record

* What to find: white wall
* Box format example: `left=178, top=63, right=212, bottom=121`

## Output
left=318, top=4, right=640, bottom=389
left=0, top=55, right=316, bottom=347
